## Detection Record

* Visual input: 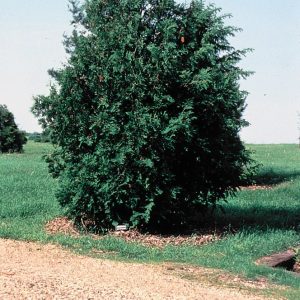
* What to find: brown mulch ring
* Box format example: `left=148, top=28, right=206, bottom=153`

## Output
left=239, top=184, right=273, bottom=191
left=45, top=217, right=80, bottom=236
left=45, top=217, right=220, bottom=248
left=239, top=181, right=293, bottom=191
left=110, top=229, right=220, bottom=248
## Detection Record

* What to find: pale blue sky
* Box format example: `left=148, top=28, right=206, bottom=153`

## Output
left=0, top=1, right=299, bottom=143
left=208, top=0, right=300, bottom=144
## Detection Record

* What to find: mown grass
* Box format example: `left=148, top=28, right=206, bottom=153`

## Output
left=1, top=141, right=300, bottom=298
left=0, top=142, right=60, bottom=240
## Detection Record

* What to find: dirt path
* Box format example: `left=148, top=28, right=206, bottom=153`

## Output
left=0, top=239, right=269, bottom=300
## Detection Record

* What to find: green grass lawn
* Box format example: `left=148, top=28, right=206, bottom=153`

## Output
left=1, top=141, right=300, bottom=298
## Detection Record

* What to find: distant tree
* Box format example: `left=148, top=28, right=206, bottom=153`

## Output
left=40, top=128, right=51, bottom=143
left=27, top=129, right=51, bottom=143
left=0, top=105, right=27, bottom=153
left=27, top=132, right=42, bottom=142
left=32, top=0, right=254, bottom=231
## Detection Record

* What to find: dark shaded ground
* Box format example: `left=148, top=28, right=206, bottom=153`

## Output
left=253, top=167, right=300, bottom=185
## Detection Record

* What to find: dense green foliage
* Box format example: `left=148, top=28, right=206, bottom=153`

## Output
left=0, top=104, right=27, bottom=153
left=32, top=0, right=253, bottom=230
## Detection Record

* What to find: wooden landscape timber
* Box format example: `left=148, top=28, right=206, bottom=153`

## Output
left=256, top=246, right=300, bottom=276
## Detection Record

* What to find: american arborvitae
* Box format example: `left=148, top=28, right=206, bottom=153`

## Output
left=32, top=0, right=254, bottom=231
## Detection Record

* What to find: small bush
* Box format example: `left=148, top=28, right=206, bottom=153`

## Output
left=0, top=105, right=27, bottom=153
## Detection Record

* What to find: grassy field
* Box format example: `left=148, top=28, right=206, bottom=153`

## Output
left=1, top=141, right=300, bottom=298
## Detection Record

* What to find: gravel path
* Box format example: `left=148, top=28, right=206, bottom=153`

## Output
left=0, top=239, right=268, bottom=300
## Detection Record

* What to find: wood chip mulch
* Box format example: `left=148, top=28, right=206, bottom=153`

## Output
left=45, top=217, right=220, bottom=248
left=239, top=184, right=273, bottom=191
left=109, top=229, right=219, bottom=248
left=45, top=217, right=80, bottom=236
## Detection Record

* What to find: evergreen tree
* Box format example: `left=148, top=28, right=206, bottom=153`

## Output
left=0, top=105, right=27, bottom=153
left=32, top=0, right=253, bottom=231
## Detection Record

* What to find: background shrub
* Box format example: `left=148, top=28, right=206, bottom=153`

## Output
left=32, top=0, right=254, bottom=231
left=0, top=104, right=27, bottom=153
